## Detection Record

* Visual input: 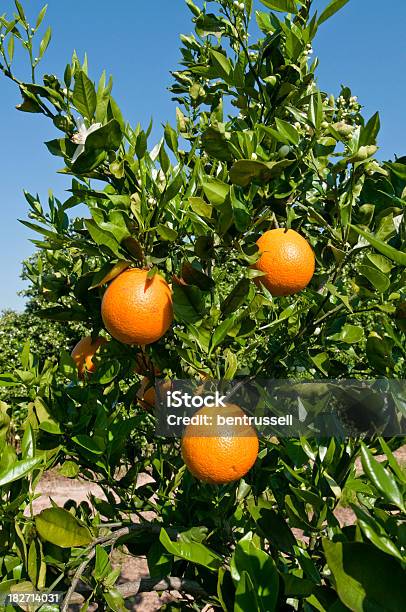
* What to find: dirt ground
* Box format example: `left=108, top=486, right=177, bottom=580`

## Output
left=25, top=445, right=405, bottom=611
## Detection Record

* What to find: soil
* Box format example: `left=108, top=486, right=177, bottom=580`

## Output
left=25, top=445, right=405, bottom=611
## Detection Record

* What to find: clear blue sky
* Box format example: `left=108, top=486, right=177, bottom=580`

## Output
left=1, top=0, right=405, bottom=311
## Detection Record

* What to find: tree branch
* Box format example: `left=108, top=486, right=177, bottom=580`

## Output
left=61, top=522, right=180, bottom=612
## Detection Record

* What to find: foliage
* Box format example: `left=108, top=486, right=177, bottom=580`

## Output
left=0, top=255, right=85, bottom=424
left=0, top=0, right=405, bottom=610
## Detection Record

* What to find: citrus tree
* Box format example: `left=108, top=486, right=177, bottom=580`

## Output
left=0, top=254, right=86, bottom=412
left=0, top=1, right=405, bottom=610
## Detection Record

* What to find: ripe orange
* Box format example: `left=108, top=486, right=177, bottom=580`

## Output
left=71, top=336, right=107, bottom=377
left=137, top=377, right=172, bottom=411
left=253, top=228, right=315, bottom=296
left=181, top=404, right=259, bottom=485
left=101, top=268, right=173, bottom=345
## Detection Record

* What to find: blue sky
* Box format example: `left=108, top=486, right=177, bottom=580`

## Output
left=1, top=0, right=405, bottom=311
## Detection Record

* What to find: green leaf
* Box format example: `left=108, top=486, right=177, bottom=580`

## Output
left=360, top=112, right=380, bottom=146
left=347, top=145, right=378, bottom=163
left=260, top=0, right=298, bottom=13
left=310, top=352, right=330, bottom=376
left=20, top=340, right=31, bottom=370
left=7, top=34, right=14, bottom=63
left=163, top=171, right=184, bottom=203
left=351, top=506, right=403, bottom=561
left=164, top=122, right=178, bottom=153
left=22, top=424, right=35, bottom=459
left=159, top=528, right=222, bottom=570
left=122, top=236, right=144, bottom=261
left=148, top=541, right=173, bottom=579
left=231, top=535, right=279, bottom=612
left=189, top=197, right=212, bottom=218
left=72, top=434, right=106, bottom=455
left=357, top=265, right=390, bottom=293
left=349, top=224, right=406, bottom=266
left=71, top=147, right=107, bottom=173
left=256, top=10, right=273, bottom=32
left=0, top=403, right=11, bottom=451
left=366, top=334, right=393, bottom=374
left=64, top=63, right=72, bottom=88
left=323, top=540, right=405, bottom=612
left=14, top=0, right=26, bottom=21
left=385, top=161, right=406, bottom=181
left=39, top=419, right=61, bottom=435
left=378, top=438, right=406, bottom=484
left=224, top=349, right=238, bottom=380
left=275, top=118, right=299, bottom=145
left=94, top=360, right=120, bottom=385
left=85, top=219, right=121, bottom=257
left=308, top=91, right=323, bottom=130
left=185, top=0, right=200, bottom=17
left=328, top=324, right=363, bottom=344
left=217, top=198, right=233, bottom=234
left=16, top=88, right=43, bottom=113
left=73, top=70, right=97, bottom=120
left=173, top=284, right=205, bottom=323
left=230, top=187, right=250, bottom=232
left=360, top=443, right=405, bottom=511
left=89, top=260, right=130, bottom=289
left=201, top=127, right=232, bottom=162
left=365, top=253, right=393, bottom=273
left=234, top=571, right=258, bottom=612
left=221, top=278, right=251, bottom=315
left=38, top=26, right=51, bottom=59
left=159, top=142, right=170, bottom=174
left=181, top=262, right=215, bottom=291
left=103, top=589, right=127, bottom=612
left=20, top=219, right=64, bottom=241
left=157, top=224, right=178, bottom=241
left=35, top=507, right=93, bottom=548
left=28, top=539, right=46, bottom=590
left=249, top=503, right=296, bottom=553
left=135, top=131, right=148, bottom=159
left=202, top=178, right=229, bottom=206
left=210, top=49, right=232, bottom=80
left=0, top=457, right=42, bottom=487
left=93, top=545, right=111, bottom=581
left=45, top=138, right=76, bottom=158
left=210, top=317, right=236, bottom=354
left=35, top=5, right=48, bottom=29
left=230, top=159, right=292, bottom=187
left=195, top=13, right=224, bottom=36
left=318, top=0, right=350, bottom=26
left=59, top=461, right=79, bottom=478
left=282, top=574, right=314, bottom=598
left=85, top=119, right=122, bottom=151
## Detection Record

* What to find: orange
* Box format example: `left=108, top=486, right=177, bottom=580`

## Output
left=253, top=228, right=315, bottom=296
left=137, top=378, right=172, bottom=411
left=101, top=268, right=173, bottom=345
left=71, top=336, right=107, bottom=377
left=181, top=404, right=259, bottom=485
